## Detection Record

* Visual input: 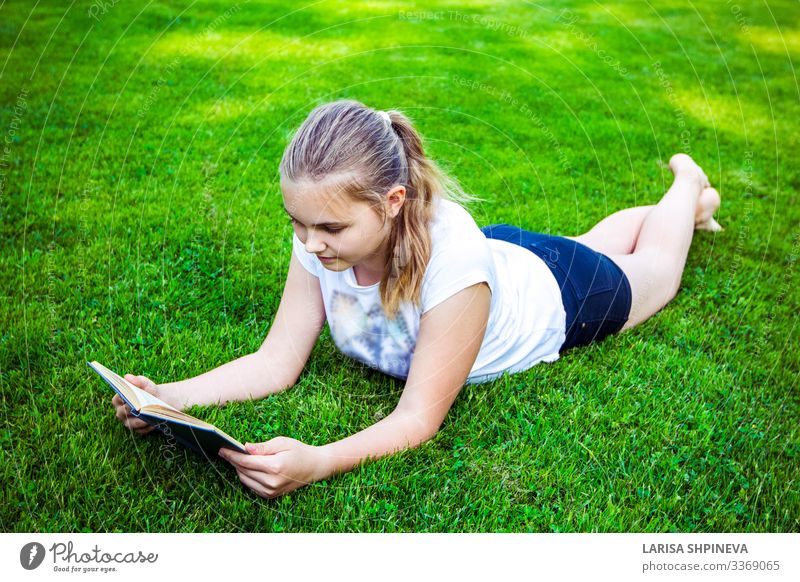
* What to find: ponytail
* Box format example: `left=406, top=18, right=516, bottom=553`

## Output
left=280, top=100, right=480, bottom=318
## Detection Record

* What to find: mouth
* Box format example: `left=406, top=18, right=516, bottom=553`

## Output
left=317, top=255, right=337, bottom=263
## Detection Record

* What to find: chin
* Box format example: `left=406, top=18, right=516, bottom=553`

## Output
left=322, top=260, right=349, bottom=271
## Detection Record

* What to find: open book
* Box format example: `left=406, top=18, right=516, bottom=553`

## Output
left=88, top=360, right=248, bottom=457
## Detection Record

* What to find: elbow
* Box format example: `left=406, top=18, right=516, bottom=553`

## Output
left=420, top=425, right=440, bottom=445
left=409, top=425, right=440, bottom=449
left=419, top=415, right=444, bottom=443
left=392, top=406, right=441, bottom=445
left=251, top=350, right=297, bottom=395
left=414, top=422, right=440, bottom=446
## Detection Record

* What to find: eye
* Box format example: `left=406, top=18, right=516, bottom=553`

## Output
left=289, top=217, right=342, bottom=235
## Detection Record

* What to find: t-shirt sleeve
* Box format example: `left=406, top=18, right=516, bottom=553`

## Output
left=291, top=232, right=321, bottom=278
left=420, top=229, right=495, bottom=314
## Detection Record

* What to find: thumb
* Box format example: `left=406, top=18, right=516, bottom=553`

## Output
left=124, top=374, right=141, bottom=387
left=124, top=374, right=157, bottom=394
left=245, top=437, right=290, bottom=455
left=138, top=375, right=157, bottom=393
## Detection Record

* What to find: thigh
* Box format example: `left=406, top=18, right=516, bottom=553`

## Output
left=552, top=243, right=632, bottom=351
left=565, top=206, right=654, bottom=257
left=482, top=224, right=632, bottom=350
left=605, top=249, right=680, bottom=330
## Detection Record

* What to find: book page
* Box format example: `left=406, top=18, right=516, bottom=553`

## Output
left=89, top=360, right=248, bottom=455
left=89, top=361, right=178, bottom=412
left=131, top=384, right=179, bottom=412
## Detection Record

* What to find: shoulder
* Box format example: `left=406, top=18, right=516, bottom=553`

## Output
left=432, top=198, right=480, bottom=229
left=421, top=199, right=496, bottom=313
left=429, top=199, right=488, bottom=254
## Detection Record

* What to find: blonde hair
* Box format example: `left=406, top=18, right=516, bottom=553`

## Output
left=279, top=99, right=479, bottom=318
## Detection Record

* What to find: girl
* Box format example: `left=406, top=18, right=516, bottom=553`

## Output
left=112, top=99, right=722, bottom=499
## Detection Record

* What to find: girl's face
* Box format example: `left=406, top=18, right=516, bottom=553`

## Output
left=281, top=178, right=403, bottom=275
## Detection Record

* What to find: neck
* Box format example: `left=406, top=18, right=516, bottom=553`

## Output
left=353, top=263, right=382, bottom=286
left=353, top=233, right=391, bottom=286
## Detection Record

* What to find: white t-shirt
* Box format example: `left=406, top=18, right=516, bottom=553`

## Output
left=291, top=198, right=566, bottom=384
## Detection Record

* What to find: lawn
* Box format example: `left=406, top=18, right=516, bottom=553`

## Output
left=1, top=0, right=798, bottom=532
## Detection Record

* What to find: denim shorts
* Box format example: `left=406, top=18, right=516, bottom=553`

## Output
left=480, top=224, right=632, bottom=353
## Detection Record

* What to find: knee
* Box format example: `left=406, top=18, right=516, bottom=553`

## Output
left=665, top=280, right=681, bottom=304
left=638, top=252, right=682, bottom=307
left=659, top=264, right=683, bottom=306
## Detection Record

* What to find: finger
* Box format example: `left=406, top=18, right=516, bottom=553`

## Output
left=246, top=437, right=293, bottom=455
left=234, top=458, right=303, bottom=490
left=115, top=404, right=132, bottom=419
left=220, top=449, right=279, bottom=473
left=125, top=417, right=149, bottom=430
left=236, top=465, right=280, bottom=490
left=244, top=464, right=305, bottom=489
left=131, top=418, right=149, bottom=429
left=236, top=468, right=275, bottom=499
left=236, top=469, right=271, bottom=496
left=112, top=394, right=122, bottom=406
left=133, top=417, right=150, bottom=430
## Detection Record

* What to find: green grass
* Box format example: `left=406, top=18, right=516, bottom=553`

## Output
left=1, top=0, right=798, bottom=532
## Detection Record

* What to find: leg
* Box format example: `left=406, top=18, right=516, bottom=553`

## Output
left=607, top=154, right=712, bottom=331
left=565, top=206, right=654, bottom=255
left=567, top=188, right=724, bottom=256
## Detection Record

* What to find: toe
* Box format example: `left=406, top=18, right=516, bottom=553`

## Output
left=697, top=217, right=724, bottom=232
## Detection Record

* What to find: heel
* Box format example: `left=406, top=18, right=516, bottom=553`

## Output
left=696, top=216, right=723, bottom=232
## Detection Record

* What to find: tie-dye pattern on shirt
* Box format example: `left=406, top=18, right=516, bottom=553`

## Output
left=329, top=290, right=419, bottom=379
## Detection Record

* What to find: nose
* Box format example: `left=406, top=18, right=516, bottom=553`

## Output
left=304, top=231, right=326, bottom=254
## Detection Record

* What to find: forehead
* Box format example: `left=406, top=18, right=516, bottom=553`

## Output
left=281, top=177, right=380, bottom=223
left=281, top=178, right=346, bottom=213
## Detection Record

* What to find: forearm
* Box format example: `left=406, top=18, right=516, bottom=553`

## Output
left=159, top=351, right=293, bottom=410
left=318, top=408, right=436, bottom=478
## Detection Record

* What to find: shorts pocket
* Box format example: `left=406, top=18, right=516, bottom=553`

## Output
left=567, top=316, right=624, bottom=349
left=546, top=245, right=615, bottom=301
left=574, top=277, right=630, bottom=329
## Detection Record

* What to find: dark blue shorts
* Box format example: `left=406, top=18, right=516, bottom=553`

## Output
left=480, top=224, right=632, bottom=353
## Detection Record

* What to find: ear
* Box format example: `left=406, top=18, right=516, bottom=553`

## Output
left=386, top=185, right=406, bottom=219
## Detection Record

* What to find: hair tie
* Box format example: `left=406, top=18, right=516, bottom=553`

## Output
left=377, top=110, right=391, bottom=124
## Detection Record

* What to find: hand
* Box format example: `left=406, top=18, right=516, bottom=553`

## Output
left=218, top=437, right=330, bottom=499
left=112, top=374, right=182, bottom=435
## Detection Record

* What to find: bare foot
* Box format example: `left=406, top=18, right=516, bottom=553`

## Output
left=695, top=187, right=723, bottom=231
left=668, top=153, right=710, bottom=190
left=666, top=154, right=722, bottom=231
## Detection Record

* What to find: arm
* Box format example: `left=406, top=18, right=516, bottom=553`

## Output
left=162, top=252, right=326, bottom=409
left=217, top=282, right=491, bottom=498
left=318, top=281, right=491, bottom=477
